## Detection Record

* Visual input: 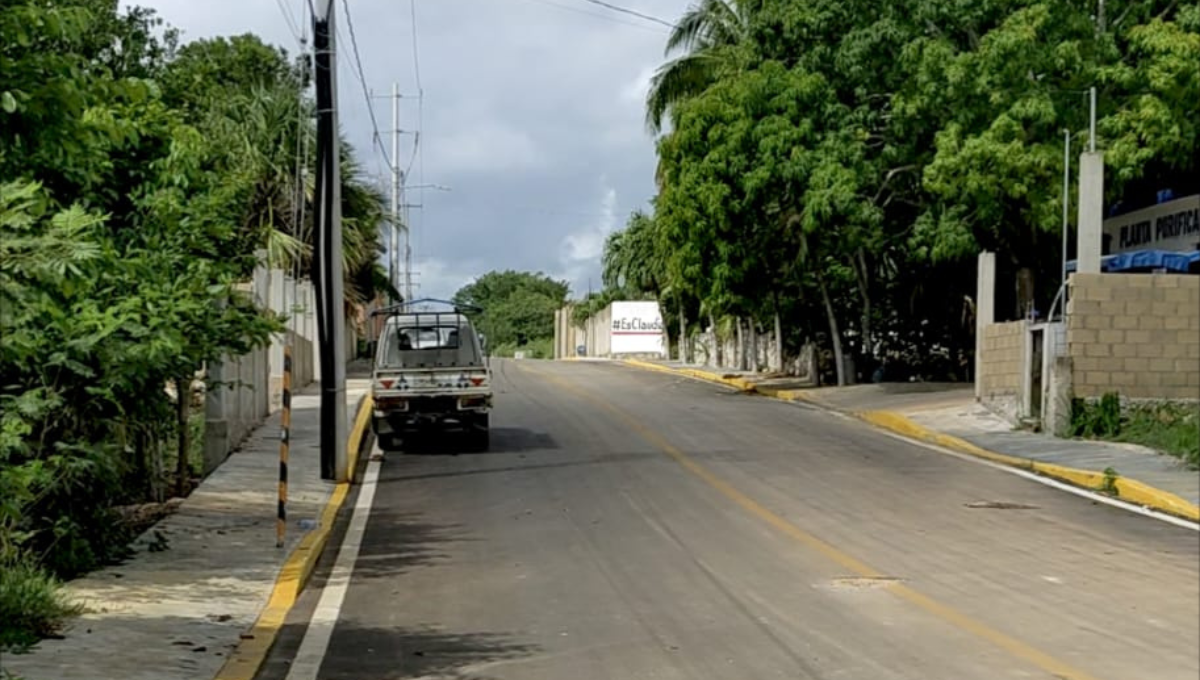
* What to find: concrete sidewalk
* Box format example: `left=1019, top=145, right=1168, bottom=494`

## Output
left=623, top=359, right=1199, bottom=522
left=2, top=379, right=371, bottom=680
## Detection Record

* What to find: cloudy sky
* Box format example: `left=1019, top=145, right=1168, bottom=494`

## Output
left=125, top=0, right=690, bottom=300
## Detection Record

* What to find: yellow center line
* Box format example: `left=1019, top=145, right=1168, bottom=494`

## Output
left=517, top=362, right=1103, bottom=680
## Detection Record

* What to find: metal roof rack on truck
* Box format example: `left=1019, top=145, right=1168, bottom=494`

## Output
left=369, top=298, right=483, bottom=319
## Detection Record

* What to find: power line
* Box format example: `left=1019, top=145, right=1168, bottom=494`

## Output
left=577, top=0, right=674, bottom=27
left=409, top=0, right=424, bottom=94
left=340, top=0, right=394, bottom=170
left=518, top=0, right=670, bottom=33
left=407, top=0, right=425, bottom=292
left=275, top=0, right=304, bottom=46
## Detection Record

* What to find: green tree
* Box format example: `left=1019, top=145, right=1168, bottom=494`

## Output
left=454, top=271, right=569, bottom=354
left=645, top=0, right=752, bottom=133
left=630, top=0, right=1198, bottom=385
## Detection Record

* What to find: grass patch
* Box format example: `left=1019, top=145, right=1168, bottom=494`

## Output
left=1072, top=395, right=1200, bottom=469
left=1116, top=403, right=1200, bottom=469
left=0, top=562, right=82, bottom=653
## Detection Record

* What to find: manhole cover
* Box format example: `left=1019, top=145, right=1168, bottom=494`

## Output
left=965, top=501, right=1040, bottom=510
left=827, top=576, right=903, bottom=590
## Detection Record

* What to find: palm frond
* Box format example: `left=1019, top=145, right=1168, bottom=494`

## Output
left=645, top=52, right=722, bottom=133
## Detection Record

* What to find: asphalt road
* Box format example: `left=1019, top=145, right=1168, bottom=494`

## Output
left=260, top=359, right=1200, bottom=680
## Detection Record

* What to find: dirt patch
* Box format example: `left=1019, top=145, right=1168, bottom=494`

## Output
left=113, top=497, right=186, bottom=536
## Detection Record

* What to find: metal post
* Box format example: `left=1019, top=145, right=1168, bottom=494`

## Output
left=404, top=186, right=413, bottom=302
left=277, top=345, right=291, bottom=548
left=1089, top=87, right=1097, bottom=153
left=390, top=82, right=402, bottom=302
left=1062, top=130, right=1071, bottom=290
left=312, top=0, right=348, bottom=482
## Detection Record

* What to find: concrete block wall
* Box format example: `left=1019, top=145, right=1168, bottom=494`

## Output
left=553, top=306, right=579, bottom=359
left=203, top=344, right=270, bottom=474
left=977, top=321, right=1027, bottom=421
left=1067, top=273, right=1200, bottom=400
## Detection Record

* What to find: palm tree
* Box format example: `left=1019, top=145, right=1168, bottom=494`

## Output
left=644, top=0, right=751, bottom=135
left=207, top=85, right=395, bottom=308
left=602, top=210, right=661, bottom=295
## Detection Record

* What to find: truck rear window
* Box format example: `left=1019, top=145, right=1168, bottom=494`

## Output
left=380, top=324, right=479, bottom=368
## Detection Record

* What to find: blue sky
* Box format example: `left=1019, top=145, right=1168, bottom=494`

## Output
left=126, top=0, right=690, bottom=300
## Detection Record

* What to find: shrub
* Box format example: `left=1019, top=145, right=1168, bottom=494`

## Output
left=0, top=561, right=81, bottom=653
left=1071, top=392, right=1121, bottom=437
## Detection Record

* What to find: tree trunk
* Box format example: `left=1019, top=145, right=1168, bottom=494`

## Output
left=771, top=290, right=784, bottom=373
left=678, top=300, right=688, bottom=364
left=710, top=313, right=721, bottom=368
left=175, top=375, right=192, bottom=498
left=774, top=310, right=784, bottom=373
left=818, top=275, right=847, bottom=386
left=135, top=427, right=150, bottom=501
left=749, top=321, right=759, bottom=372
left=729, top=319, right=739, bottom=371
left=853, top=249, right=873, bottom=364
left=149, top=432, right=165, bottom=504
left=1016, top=266, right=1036, bottom=319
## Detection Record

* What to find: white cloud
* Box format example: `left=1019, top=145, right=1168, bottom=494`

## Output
left=556, top=182, right=619, bottom=295
left=409, top=257, right=481, bottom=302
left=128, top=0, right=692, bottom=294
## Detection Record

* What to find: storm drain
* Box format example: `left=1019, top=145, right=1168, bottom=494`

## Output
left=965, top=500, right=1040, bottom=510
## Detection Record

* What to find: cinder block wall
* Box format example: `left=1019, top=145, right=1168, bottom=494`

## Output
left=978, top=321, right=1027, bottom=402
left=1067, top=274, right=1200, bottom=400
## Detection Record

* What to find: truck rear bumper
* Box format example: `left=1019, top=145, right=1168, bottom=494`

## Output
left=371, top=393, right=491, bottom=434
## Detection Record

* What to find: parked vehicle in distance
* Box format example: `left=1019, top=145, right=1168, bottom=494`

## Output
left=369, top=300, right=492, bottom=452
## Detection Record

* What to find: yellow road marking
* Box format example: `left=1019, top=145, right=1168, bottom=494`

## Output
left=214, top=394, right=374, bottom=680
left=521, top=362, right=1104, bottom=680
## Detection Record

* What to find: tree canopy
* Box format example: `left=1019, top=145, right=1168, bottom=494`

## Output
left=590, top=0, right=1198, bottom=385
left=1, top=0, right=393, bottom=647
left=453, top=271, right=570, bottom=357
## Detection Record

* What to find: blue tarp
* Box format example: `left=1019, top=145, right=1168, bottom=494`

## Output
left=1066, top=249, right=1200, bottom=273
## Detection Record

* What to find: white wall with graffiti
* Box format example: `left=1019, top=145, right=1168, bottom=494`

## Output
left=553, top=301, right=667, bottom=359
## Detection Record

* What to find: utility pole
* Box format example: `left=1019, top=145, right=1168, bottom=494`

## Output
left=312, top=0, right=348, bottom=482
left=390, top=82, right=403, bottom=302
left=404, top=189, right=413, bottom=301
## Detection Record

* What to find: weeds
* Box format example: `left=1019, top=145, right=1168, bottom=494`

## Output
left=0, top=562, right=81, bottom=653
left=1100, top=467, right=1120, bottom=496
left=1071, top=393, right=1200, bottom=469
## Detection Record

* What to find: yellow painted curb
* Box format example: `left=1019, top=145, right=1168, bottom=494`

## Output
left=859, top=410, right=1200, bottom=523
left=620, top=359, right=1198, bottom=523
left=756, top=385, right=814, bottom=403
left=621, top=359, right=1198, bottom=522
left=622, top=359, right=757, bottom=393
left=214, top=393, right=375, bottom=680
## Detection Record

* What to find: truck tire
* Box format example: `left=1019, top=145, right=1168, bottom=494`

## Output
left=377, top=433, right=402, bottom=452
left=466, top=414, right=489, bottom=452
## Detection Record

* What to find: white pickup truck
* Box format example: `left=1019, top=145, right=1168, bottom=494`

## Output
left=369, top=304, right=492, bottom=452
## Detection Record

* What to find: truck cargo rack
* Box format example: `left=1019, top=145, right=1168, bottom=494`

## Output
left=370, top=298, right=483, bottom=319
left=370, top=299, right=486, bottom=355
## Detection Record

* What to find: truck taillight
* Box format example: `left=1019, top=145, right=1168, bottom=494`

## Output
left=376, top=377, right=407, bottom=391
left=376, top=396, right=407, bottom=410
